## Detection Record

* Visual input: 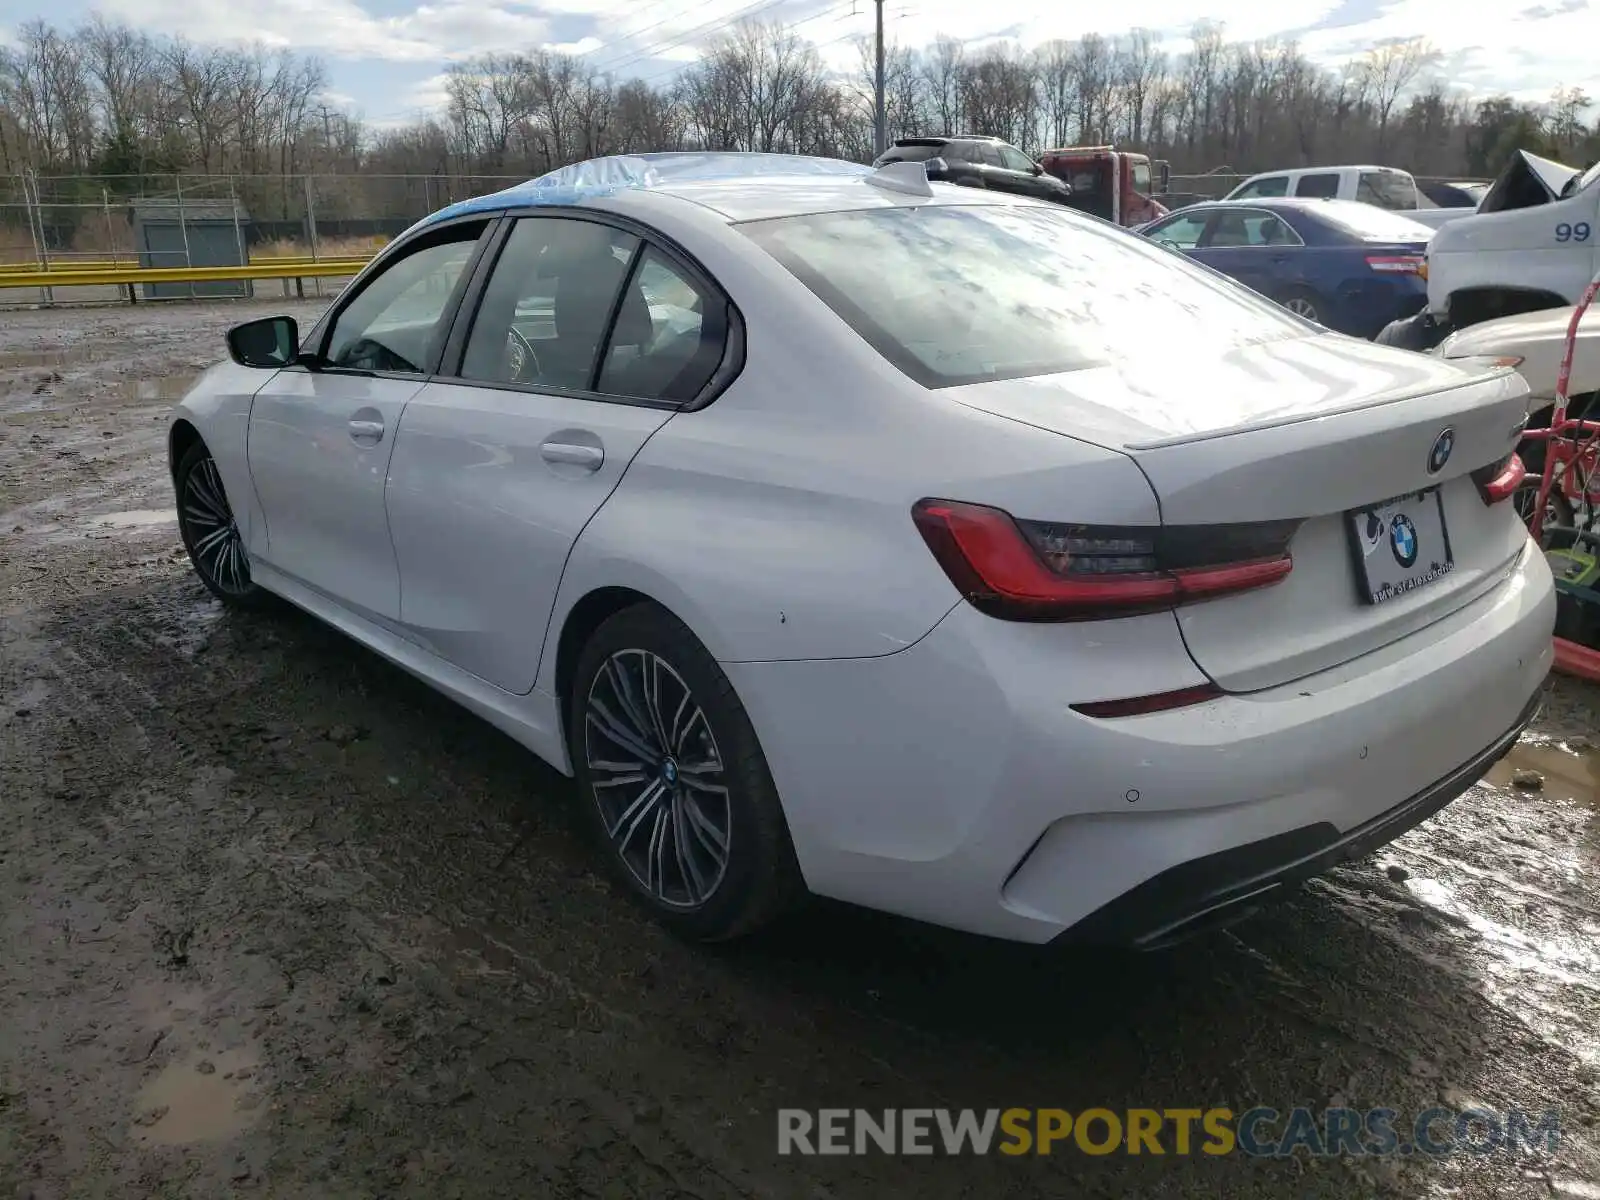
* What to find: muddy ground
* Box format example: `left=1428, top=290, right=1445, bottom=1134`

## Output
left=1, top=299, right=1599, bottom=1200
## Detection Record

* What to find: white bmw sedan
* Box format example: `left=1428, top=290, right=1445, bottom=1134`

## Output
left=169, top=152, right=1555, bottom=947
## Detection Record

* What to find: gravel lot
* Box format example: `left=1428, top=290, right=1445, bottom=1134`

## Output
left=2, top=299, right=1599, bottom=1199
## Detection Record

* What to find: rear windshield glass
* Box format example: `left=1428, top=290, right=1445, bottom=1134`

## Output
left=1315, top=202, right=1434, bottom=242
left=879, top=144, right=943, bottom=163
left=738, top=204, right=1306, bottom=389
left=1356, top=170, right=1418, bottom=210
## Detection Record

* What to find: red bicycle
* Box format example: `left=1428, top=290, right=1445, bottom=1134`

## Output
left=1517, top=269, right=1600, bottom=680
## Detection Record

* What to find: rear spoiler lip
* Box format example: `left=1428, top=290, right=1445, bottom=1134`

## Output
left=1122, top=367, right=1525, bottom=452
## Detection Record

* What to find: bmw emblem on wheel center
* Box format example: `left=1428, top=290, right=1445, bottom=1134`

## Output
left=1390, top=514, right=1420, bottom=568
left=1428, top=427, right=1455, bottom=474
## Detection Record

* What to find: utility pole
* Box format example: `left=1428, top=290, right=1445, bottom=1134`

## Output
left=873, top=0, right=886, bottom=157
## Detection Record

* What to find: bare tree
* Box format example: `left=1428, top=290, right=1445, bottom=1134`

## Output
left=1034, top=40, right=1077, bottom=149
left=1351, top=38, right=1439, bottom=155
left=0, top=11, right=1590, bottom=257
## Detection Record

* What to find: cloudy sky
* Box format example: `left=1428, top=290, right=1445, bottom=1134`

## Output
left=0, top=0, right=1593, bottom=125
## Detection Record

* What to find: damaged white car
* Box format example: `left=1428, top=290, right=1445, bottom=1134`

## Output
left=1436, top=304, right=1600, bottom=525
left=1381, top=151, right=1600, bottom=349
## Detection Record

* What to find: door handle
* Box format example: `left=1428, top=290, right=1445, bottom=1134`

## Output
left=540, top=442, right=604, bottom=470
left=348, top=418, right=384, bottom=443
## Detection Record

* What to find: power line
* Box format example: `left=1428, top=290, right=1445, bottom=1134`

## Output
left=592, top=0, right=803, bottom=78
left=633, top=2, right=866, bottom=85
left=580, top=0, right=716, bottom=69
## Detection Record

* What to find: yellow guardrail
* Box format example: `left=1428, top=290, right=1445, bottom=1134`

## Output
left=0, top=254, right=371, bottom=272
left=0, top=258, right=372, bottom=290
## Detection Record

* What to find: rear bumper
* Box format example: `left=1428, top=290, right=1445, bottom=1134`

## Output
left=725, top=542, right=1555, bottom=943
left=1055, top=689, right=1540, bottom=948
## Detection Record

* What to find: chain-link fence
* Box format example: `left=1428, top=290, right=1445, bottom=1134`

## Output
left=0, top=172, right=547, bottom=269
left=1, top=166, right=1500, bottom=305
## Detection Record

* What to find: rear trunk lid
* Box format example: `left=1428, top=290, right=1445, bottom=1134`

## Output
left=946, top=334, right=1533, bottom=692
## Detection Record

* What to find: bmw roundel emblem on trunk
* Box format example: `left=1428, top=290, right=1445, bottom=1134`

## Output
left=1428, top=427, right=1455, bottom=474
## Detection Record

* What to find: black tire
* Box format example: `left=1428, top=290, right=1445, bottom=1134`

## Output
left=1512, top=472, right=1576, bottom=548
left=568, top=603, right=805, bottom=941
left=1277, top=287, right=1326, bottom=327
left=174, top=440, right=271, bottom=608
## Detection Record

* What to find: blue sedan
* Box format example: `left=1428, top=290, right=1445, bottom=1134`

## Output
left=1138, top=198, right=1433, bottom=339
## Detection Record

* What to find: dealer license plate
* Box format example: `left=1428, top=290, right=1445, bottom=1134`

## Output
left=1347, top=488, right=1454, bottom=605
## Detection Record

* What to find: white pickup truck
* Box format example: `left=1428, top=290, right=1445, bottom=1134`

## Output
left=1222, top=164, right=1475, bottom=230
left=1377, top=151, right=1600, bottom=349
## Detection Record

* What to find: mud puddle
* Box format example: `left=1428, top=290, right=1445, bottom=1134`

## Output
left=112, top=374, right=197, bottom=403
left=134, top=1048, right=263, bottom=1146
left=92, top=508, right=177, bottom=529
left=1486, top=738, right=1600, bottom=808
left=0, top=348, right=69, bottom=369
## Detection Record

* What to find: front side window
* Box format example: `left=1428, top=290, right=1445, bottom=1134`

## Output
left=740, top=204, right=1305, bottom=389
left=1147, top=211, right=1209, bottom=249
left=324, top=228, right=484, bottom=373
left=1233, top=175, right=1288, bottom=199
left=460, top=217, right=639, bottom=391
left=1357, top=171, right=1417, bottom=211
left=998, top=145, right=1035, bottom=173
left=1132, top=162, right=1152, bottom=193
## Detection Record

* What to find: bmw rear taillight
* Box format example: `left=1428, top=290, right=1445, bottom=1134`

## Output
left=1471, top=452, right=1527, bottom=504
left=1366, top=254, right=1426, bottom=275
left=911, top=499, right=1299, bottom=621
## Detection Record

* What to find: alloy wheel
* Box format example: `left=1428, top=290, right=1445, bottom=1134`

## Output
left=1284, top=295, right=1319, bottom=321
left=181, top=454, right=251, bottom=595
left=583, top=648, right=731, bottom=909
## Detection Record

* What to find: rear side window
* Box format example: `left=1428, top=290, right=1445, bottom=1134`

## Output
left=1357, top=171, right=1417, bottom=211
left=1295, top=173, right=1340, bottom=198
left=460, top=217, right=638, bottom=391
left=1208, top=211, right=1302, bottom=247
left=739, top=205, right=1305, bottom=389
left=596, top=248, right=726, bottom=403
left=1233, top=175, right=1288, bottom=199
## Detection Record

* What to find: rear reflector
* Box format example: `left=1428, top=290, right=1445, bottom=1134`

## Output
left=912, top=499, right=1297, bottom=622
left=1072, top=684, right=1223, bottom=719
left=1471, top=452, right=1527, bottom=504
left=1366, top=254, right=1426, bottom=275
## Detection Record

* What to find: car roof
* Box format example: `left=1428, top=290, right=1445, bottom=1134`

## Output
left=1240, top=164, right=1402, bottom=178
left=412, top=151, right=1040, bottom=228
left=893, top=134, right=1001, bottom=145
left=1171, top=198, right=1351, bottom=213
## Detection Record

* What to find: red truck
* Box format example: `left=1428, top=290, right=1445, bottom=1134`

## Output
left=1039, top=145, right=1170, bottom=228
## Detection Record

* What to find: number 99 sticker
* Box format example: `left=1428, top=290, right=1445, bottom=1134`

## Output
left=1556, top=222, right=1592, bottom=242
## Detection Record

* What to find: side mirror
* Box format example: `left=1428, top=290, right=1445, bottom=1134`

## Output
left=1031, top=162, right=1044, bottom=176
left=226, top=316, right=300, bottom=369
